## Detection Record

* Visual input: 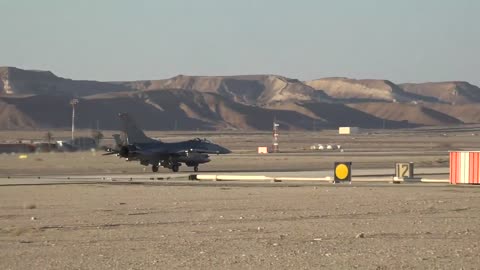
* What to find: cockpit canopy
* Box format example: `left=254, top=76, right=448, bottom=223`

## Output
left=191, top=138, right=212, bottom=144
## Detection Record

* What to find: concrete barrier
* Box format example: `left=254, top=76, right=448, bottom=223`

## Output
left=274, top=177, right=332, bottom=182
left=193, top=174, right=449, bottom=184
left=392, top=176, right=449, bottom=184
left=392, top=176, right=422, bottom=183
left=195, top=175, right=274, bottom=182
left=193, top=174, right=332, bottom=182
left=420, top=178, right=449, bottom=183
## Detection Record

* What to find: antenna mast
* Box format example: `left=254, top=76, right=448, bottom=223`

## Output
left=70, top=99, right=79, bottom=141
left=272, top=118, right=279, bottom=153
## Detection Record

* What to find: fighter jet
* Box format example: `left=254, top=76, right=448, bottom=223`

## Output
left=104, top=113, right=231, bottom=172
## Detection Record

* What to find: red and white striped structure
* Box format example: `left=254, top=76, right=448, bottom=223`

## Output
left=450, top=151, right=480, bottom=184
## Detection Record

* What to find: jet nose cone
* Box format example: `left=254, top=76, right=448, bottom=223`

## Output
left=217, top=145, right=231, bottom=154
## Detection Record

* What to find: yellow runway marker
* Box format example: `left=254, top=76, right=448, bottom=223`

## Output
left=334, top=162, right=352, bottom=183
left=335, top=164, right=349, bottom=180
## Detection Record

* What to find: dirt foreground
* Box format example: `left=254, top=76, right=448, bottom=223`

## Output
left=1, top=183, right=479, bottom=269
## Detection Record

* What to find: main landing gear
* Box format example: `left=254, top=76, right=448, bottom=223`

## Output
left=186, top=162, right=199, bottom=172
left=152, top=162, right=183, bottom=173
left=171, top=164, right=180, bottom=172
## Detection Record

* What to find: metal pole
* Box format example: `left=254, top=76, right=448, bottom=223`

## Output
left=71, top=104, right=75, bottom=141
left=272, top=118, right=279, bottom=153
left=70, top=99, right=79, bottom=142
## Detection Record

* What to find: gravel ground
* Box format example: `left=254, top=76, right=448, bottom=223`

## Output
left=1, top=183, right=480, bottom=269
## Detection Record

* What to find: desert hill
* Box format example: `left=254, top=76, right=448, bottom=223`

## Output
left=0, top=99, right=36, bottom=129
left=1, top=66, right=480, bottom=130
left=0, top=67, right=132, bottom=97
left=305, top=77, right=439, bottom=103
left=1, top=89, right=330, bottom=130
left=348, top=102, right=463, bottom=126
left=122, top=75, right=330, bottom=106
left=400, top=82, right=480, bottom=104
left=422, top=103, right=480, bottom=124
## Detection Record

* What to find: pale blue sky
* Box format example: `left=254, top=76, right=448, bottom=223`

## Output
left=1, top=0, right=479, bottom=84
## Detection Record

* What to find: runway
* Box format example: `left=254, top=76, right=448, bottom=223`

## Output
left=0, top=167, right=450, bottom=186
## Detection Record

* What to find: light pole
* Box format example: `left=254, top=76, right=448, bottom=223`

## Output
left=70, top=99, right=79, bottom=142
left=272, top=118, right=279, bottom=153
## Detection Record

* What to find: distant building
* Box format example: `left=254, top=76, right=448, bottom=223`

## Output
left=339, top=127, right=360, bottom=135
left=0, top=143, right=35, bottom=154
left=258, top=146, right=269, bottom=154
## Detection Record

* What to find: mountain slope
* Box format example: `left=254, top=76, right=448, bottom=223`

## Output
left=1, top=89, right=321, bottom=130
left=122, top=75, right=330, bottom=106
left=400, top=82, right=480, bottom=104
left=305, top=77, right=438, bottom=103
left=423, top=103, right=480, bottom=124
left=348, top=103, right=463, bottom=126
left=1, top=66, right=480, bottom=130
left=0, top=100, right=37, bottom=129
left=0, top=67, right=132, bottom=97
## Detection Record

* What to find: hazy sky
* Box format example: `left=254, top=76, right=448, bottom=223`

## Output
left=1, top=0, right=479, bottom=84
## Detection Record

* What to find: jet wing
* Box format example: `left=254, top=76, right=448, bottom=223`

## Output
left=121, top=147, right=218, bottom=159
left=175, top=148, right=219, bottom=155
left=131, top=148, right=169, bottom=158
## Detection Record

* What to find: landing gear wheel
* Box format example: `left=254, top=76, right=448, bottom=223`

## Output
left=152, top=165, right=159, bottom=173
left=194, top=166, right=199, bottom=172
left=172, top=164, right=179, bottom=172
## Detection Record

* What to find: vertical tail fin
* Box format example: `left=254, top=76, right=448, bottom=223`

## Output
left=112, top=134, right=124, bottom=147
left=118, top=113, right=157, bottom=144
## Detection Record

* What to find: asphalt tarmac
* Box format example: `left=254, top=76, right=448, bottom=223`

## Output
left=0, top=167, right=449, bottom=186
